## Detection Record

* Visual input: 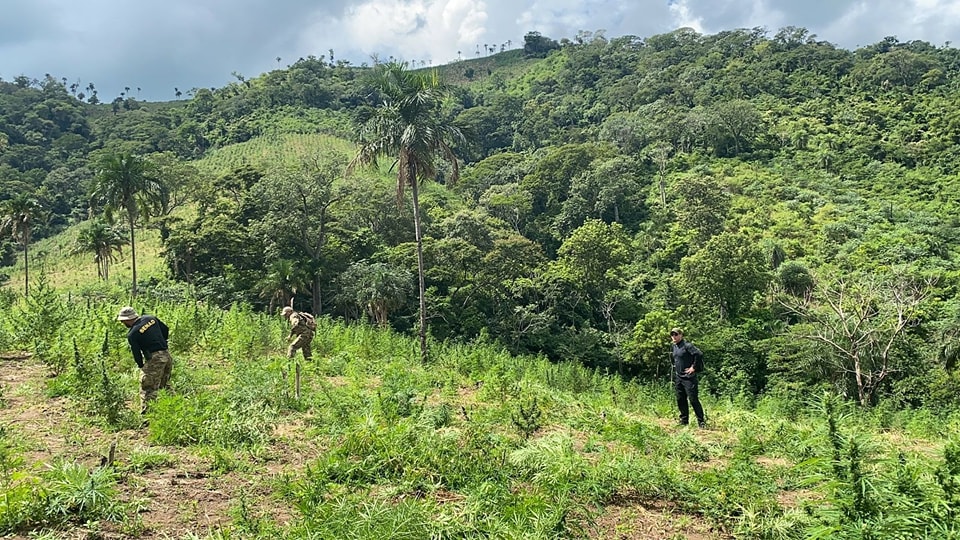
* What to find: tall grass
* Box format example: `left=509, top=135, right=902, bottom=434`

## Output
left=2, top=286, right=959, bottom=538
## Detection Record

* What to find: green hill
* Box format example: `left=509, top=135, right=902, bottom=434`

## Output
left=3, top=26, right=960, bottom=421
left=1, top=222, right=166, bottom=295
left=430, top=48, right=537, bottom=86
left=195, top=133, right=356, bottom=176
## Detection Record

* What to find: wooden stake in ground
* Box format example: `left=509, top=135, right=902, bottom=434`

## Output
left=295, top=361, right=302, bottom=400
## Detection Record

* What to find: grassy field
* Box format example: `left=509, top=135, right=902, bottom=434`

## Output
left=0, top=288, right=958, bottom=538
left=430, top=49, right=538, bottom=88
left=1, top=224, right=167, bottom=297
left=1, top=204, right=959, bottom=538
left=195, top=133, right=357, bottom=177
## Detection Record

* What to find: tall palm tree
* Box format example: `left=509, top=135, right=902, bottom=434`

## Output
left=90, top=152, right=164, bottom=298
left=72, top=219, right=127, bottom=281
left=349, top=62, right=465, bottom=362
left=1, top=194, right=42, bottom=296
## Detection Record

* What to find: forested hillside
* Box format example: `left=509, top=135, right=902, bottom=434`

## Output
left=3, top=27, right=960, bottom=410
left=3, top=26, right=960, bottom=540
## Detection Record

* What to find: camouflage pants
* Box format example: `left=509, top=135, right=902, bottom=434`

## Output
left=140, top=349, right=173, bottom=413
left=287, top=331, right=314, bottom=361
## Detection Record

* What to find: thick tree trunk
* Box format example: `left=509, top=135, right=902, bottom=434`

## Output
left=659, top=172, right=667, bottom=209
left=411, top=179, right=428, bottom=363
left=312, top=274, right=322, bottom=315
left=853, top=356, right=868, bottom=407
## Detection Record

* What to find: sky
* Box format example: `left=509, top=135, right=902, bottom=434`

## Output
left=3, top=0, right=960, bottom=102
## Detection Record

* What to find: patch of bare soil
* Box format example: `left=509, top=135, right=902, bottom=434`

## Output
left=755, top=456, right=789, bottom=468
left=0, top=356, right=298, bottom=539
left=776, top=488, right=821, bottom=510
left=587, top=493, right=730, bottom=540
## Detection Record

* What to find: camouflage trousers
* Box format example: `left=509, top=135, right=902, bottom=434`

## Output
left=287, top=331, right=314, bottom=361
left=141, top=349, right=173, bottom=413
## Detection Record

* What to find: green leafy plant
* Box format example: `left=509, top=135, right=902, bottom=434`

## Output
left=0, top=423, right=36, bottom=534
left=71, top=338, right=94, bottom=392
left=511, top=396, right=543, bottom=440
left=420, top=402, right=453, bottom=429
left=936, top=441, right=960, bottom=521
left=40, top=460, right=125, bottom=525
left=14, top=271, right=67, bottom=373
left=91, top=357, right=132, bottom=429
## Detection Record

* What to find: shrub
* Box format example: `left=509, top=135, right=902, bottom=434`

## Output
left=12, top=273, right=66, bottom=370
left=511, top=397, right=543, bottom=440
left=777, top=261, right=814, bottom=296
left=937, top=441, right=960, bottom=521
left=290, top=491, right=441, bottom=539
left=41, top=460, right=125, bottom=524
left=0, top=425, right=36, bottom=534
left=690, top=458, right=780, bottom=526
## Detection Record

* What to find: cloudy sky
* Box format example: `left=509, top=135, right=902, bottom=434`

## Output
left=3, top=0, right=960, bottom=102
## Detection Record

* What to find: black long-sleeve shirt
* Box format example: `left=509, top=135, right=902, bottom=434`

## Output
left=672, top=339, right=703, bottom=379
left=126, top=315, right=169, bottom=368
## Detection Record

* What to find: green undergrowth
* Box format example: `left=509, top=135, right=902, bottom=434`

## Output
left=1, top=288, right=959, bottom=538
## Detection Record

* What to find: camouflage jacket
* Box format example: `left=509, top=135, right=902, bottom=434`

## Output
left=289, top=312, right=315, bottom=336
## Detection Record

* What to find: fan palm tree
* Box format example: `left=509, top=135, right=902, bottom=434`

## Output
left=256, top=258, right=308, bottom=314
left=349, top=62, right=465, bottom=362
left=90, top=152, right=164, bottom=298
left=337, top=260, right=412, bottom=327
left=72, top=219, right=127, bottom=281
left=1, top=194, right=42, bottom=295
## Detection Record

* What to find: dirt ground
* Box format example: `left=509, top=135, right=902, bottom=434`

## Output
left=1, top=354, right=728, bottom=539
left=0, top=355, right=303, bottom=539
left=588, top=495, right=721, bottom=540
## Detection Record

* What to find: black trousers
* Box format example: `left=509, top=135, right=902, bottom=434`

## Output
left=675, top=376, right=705, bottom=425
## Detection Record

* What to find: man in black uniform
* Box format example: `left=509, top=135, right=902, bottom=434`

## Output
left=117, top=306, right=173, bottom=414
left=671, top=327, right=706, bottom=428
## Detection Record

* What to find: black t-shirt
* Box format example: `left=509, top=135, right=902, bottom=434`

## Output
left=126, top=315, right=169, bottom=367
left=672, top=339, right=703, bottom=378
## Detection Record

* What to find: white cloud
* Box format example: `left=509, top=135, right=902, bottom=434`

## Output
left=5, top=0, right=960, bottom=100
left=668, top=0, right=705, bottom=32
left=517, top=0, right=633, bottom=40
left=302, top=0, right=488, bottom=65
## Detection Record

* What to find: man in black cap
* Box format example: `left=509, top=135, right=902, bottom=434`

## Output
left=670, top=327, right=706, bottom=428
left=117, top=306, right=173, bottom=414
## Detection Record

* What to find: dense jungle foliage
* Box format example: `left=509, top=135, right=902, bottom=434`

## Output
left=3, top=26, right=960, bottom=412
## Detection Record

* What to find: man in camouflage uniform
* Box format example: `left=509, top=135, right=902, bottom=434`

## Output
left=117, top=306, right=173, bottom=414
left=281, top=306, right=314, bottom=361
